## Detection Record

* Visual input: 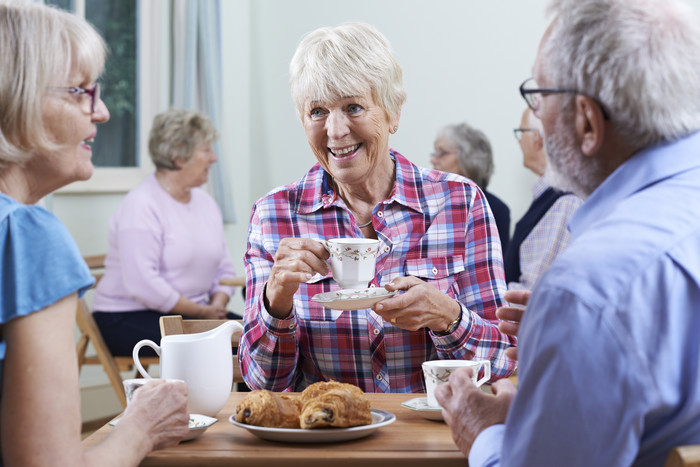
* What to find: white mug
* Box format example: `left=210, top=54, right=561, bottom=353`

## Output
left=422, top=359, right=491, bottom=408
left=132, top=320, right=243, bottom=416
left=122, top=378, right=184, bottom=405
left=322, top=238, right=381, bottom=290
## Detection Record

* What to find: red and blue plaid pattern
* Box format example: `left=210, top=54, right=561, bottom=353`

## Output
left=239, top=151, right=516, bottom=392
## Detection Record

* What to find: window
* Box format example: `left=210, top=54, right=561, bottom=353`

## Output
left=48, top=0, right=170, bottom=193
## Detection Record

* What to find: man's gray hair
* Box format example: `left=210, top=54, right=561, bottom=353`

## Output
left=543, top=0, right=700, bottom=147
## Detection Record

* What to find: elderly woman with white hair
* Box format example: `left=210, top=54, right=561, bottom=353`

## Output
left=432, top=122, right=511, bottom=252
left=239, top=22, right=516, bottom=393
left=93, top=108, right=238, bottom=357
left=0, top=1, right=188, bottom=464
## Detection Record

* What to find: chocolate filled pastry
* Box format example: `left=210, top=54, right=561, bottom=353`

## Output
left=234, top=389, right=301, bottom=428
left=300, top=387, right=372, bottom=429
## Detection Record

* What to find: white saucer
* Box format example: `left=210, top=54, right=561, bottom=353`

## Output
left=109, top=413, right=217, bottom=441
left=400, top=397, right=444, bottom=422
left=311, top=288, right=397, bottom=310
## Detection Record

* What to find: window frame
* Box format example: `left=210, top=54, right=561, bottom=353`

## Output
left=57, top=0, right=170, bottom=194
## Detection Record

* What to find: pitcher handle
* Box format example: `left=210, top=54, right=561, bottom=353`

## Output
left=474, top=360, right=491, bottom=387
left=132, top=339, right=160, bottom=378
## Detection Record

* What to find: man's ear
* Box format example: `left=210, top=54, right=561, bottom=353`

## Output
left=574, top=95, right=605, bottom=156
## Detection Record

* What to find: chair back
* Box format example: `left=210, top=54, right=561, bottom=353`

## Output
left=159, top=315, right=244, bottom=385
left=665, top=445, right=700, bottom=467
left=75, top=254, right=158, bottom=408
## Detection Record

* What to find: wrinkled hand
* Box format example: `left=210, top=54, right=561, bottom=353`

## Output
left=496, top=289, right=531, bottom=361
left=265, top=238, right=329, bottom=317
left=373, top=276, right=461, bottom=332
left=435, top=367, right=516, bottom=456
left=120, top=379, right=189, bottom=450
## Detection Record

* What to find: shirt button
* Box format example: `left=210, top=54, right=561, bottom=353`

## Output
left=369, top=283, right=376, bottom=288
left=288, top=323, right=295, bottom=330
left=432, top=267, right=438, bottom=275
left=373, top=328, right=380, bottom=335
left=384, top=246, right=390, bottom=252
left=377, top=211, right=384, bottom=218
left=376, top=374, right=383, bottom=381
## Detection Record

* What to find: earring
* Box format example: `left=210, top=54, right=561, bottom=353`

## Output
left=393, top=126, right=398, bottom=133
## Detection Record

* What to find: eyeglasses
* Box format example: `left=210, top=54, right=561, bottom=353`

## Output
left=430, top=149, right=453, bottom=159
left=513, top=128, right=540, bottom=141
left=519, top=77, right=610, bottom=120
left=47, top=83, right=100, bottom=113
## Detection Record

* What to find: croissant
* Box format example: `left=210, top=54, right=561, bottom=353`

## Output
left=234, top=389, right=301, bottom=428
left=299, top=380, right=366, bottom=405
left=300, top=387, right=372, bottom=429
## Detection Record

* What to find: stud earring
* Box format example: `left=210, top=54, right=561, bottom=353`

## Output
left=393, top=126, right=398, bottom=133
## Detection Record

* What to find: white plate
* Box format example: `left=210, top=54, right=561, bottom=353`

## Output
left=311, top=288, right=397, bottom=310
left=229, top=409, right=396, bottom=443
left=109, top=414, right=218, bottom=441
left=400, top=397, right=444, bottom=422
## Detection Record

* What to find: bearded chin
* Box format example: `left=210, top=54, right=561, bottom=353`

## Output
left=543, top=116, right=601, bottom=199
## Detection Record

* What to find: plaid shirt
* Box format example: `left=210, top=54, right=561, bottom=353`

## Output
left=240, top=151, right=517, bottom=393
left=508, top=177, right=583, bottom=291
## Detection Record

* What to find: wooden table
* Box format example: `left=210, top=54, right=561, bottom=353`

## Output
left=83, top=392, right=464, bottom=466
left=219, top=277, right=246, bottom=287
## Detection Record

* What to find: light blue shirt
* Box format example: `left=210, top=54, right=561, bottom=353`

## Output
left=470, top=131, right=700, bottom=467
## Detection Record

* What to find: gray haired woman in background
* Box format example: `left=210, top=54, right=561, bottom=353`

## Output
left=432, top=123, right=511, bottom=252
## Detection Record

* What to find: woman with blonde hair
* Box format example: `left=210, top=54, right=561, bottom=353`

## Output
left=0, top=2, right=188, bottom=464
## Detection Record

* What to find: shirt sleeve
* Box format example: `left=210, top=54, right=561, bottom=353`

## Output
left=238, top=201, right=301, bottom=391
left=436, top=187, right=515, bottom=379
left=1, top=204, right=93, bottom=322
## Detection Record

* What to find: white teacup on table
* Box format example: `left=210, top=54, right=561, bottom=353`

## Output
left=322, top=238, right=381, bottom=290
left=422, top=359, right=491, bottom=408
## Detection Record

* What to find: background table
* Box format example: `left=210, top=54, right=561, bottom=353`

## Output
left=83, top=392, right=465, bottom=466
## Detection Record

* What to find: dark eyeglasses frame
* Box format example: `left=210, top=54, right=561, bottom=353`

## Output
left=519, top=78, right=609, bottom=120
left=513, top=128, right=540, bottom=141
left=48, top=83, right=100, bottom=113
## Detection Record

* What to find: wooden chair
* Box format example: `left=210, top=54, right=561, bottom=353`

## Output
left=159, top=315, right=244, bottom=386
left=665, top=445, right=700, bottom=467
left=75, top=254, right=159, bottom=408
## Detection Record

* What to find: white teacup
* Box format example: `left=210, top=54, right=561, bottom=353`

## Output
left=122, top=378, right=184, bottom=405
left=422, top=359, right=491, bottom=408
left=322, top=238, right=381, bottom=290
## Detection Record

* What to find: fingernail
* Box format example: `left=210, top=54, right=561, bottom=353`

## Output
left=375, top=303, right=383, bottom=311
left=305, top=273, right=313, bottom=280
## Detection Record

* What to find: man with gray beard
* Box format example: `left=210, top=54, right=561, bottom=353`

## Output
left=435, top=0, right=700, bottom=465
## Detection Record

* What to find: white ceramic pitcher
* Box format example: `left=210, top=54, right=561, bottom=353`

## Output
left=132, top=320, right=243, bottom=416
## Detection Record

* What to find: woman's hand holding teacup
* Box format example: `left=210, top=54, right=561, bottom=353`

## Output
left=119, top=379, right=189, bottom=450
left=265, top=238, right=330, bottom=318
left=373, top=276, right=462, bottom=332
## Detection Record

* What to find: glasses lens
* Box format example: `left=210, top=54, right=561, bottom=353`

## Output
left=91, top=84, right=100, bottom=113
left=513, top=129, right=522, bottom=141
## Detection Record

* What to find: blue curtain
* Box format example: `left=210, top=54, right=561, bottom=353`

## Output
left=172, top=0, right=236, bottom=223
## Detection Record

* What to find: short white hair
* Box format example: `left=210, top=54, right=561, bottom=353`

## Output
left=289, top=22, right=406, bottom=123
left=543, top=0, right=700, bottom=147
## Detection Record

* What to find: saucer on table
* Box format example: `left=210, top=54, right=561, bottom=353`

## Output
left=400, top=397, right=444, bottom=422
left=311, top=287, right=397, bottom=311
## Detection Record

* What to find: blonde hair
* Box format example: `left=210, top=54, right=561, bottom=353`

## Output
left=148, top=109, right=219, bottom=170
left=289, top=22, right=406, bottom=123
left=0, top=0, right=106, bottom=168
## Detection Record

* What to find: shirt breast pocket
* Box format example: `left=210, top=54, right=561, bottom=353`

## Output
left=404, top=256, right=465, bottom=296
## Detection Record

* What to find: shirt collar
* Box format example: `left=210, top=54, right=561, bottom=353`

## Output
left=570, top=130, right=700, bottom=237
left=296, top=149, right=426, bottom=215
